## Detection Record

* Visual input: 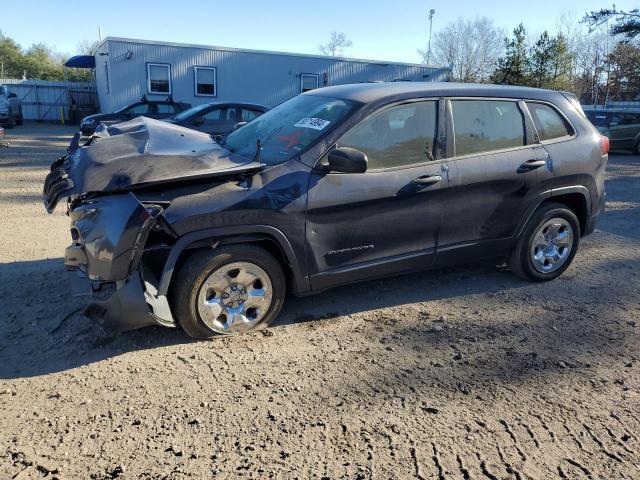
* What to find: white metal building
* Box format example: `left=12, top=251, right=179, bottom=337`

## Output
left=93, top=37, right=449, bottom=113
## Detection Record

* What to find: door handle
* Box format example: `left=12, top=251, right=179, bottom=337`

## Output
left=517, top=159, right=547, bottom=173
left=413, top=175, right=442, bottom=185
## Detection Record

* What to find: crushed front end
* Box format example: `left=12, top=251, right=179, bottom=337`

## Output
left=64, top=192, right=178, bottom=331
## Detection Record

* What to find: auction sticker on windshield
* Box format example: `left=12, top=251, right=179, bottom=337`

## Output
left=294, top=118, right=331, bottom=130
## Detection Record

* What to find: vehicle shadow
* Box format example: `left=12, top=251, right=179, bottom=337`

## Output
left=0, top=256, right=521, bottom=380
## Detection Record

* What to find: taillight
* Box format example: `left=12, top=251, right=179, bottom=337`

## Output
left=600, top=135, right=610, bottom=155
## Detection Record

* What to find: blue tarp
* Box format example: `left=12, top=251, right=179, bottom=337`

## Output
left=64, top=55, right=96, bottom=69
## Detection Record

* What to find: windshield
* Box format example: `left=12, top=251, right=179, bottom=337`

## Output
left=222, top=95, right=358, bottom=165
left=171, top=103, right=213, bottom=121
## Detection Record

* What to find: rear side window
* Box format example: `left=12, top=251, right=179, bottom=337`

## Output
left=526, top=102, right=571, bottom=141
left=452, top=100, right=525, bottom=156
left=338, top=101, right=437, bottom=169
left=586, top=111, right=611, bottom=127
left=620, top=113, right=640, bottom=125
left=156, top=103, right=180, bottom=114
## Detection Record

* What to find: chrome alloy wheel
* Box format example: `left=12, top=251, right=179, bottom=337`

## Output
left=530, top=217, right=574, bottom=274
left=196, top=261, right=273, bottom=334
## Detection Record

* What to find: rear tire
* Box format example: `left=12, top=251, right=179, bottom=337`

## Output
left=170, top=245, right=286, bottom=339
left=5, top=111, right=14, bottom=129
left=510, top=202, right=580, bottom=282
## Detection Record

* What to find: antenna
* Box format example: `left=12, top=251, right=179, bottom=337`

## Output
left=426, top=9, right=436, bottom=65
left=98, top=27, right=103, bottom=42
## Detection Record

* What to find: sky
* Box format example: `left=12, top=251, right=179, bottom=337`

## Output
left=3, top=0, right=638, bottom=64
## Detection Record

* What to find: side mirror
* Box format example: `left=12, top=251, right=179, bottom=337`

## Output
left=327, top=147, right=368, bottom=173
left=232, top=121, right=247, bottom=131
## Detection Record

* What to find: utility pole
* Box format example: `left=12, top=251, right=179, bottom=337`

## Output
left=426, top=9, right=436, bottom=65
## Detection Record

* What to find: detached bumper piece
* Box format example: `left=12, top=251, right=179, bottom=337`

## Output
left=43, top=158, right=73, bottom=213
left=70, top=270, right=164, bottom=332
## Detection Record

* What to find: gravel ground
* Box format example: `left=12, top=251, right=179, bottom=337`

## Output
left=0, top=123, right=639, bottom=479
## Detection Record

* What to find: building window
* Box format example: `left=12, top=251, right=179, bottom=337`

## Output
left=301, top=73, right=319, bottom=93
left=147, top=63, right=171, bottom=95
left=104, top=62, right=109, bottom=94
left=194, top=67, right=217, bottom=96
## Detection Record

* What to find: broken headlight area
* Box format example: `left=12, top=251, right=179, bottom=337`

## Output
left=65, top=193, right=180, bottom=331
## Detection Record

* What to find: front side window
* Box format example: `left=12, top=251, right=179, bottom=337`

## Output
left=242, top=108, right=261, bottom=122
left=201, top=108, right=223, bottom=121
left=194, top=67, right=217, bottom=96
left=526, top=102, right=570, bottom=141
left=147, top=63, right=171, bottom=94
left=126, top=103, right=150, bottom=115
left=301, top=74, right=320, bottom=93
left=338, top=101, right=437, bottom=169
left=223, top=95, right=357, bottom=165
left=452, top=100, right=525, bottom=156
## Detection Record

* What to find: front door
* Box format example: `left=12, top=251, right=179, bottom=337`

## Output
left=305, top=100, right=449, bottom=290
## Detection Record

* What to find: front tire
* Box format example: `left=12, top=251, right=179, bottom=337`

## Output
left=171, top=245, right=286, bottom=339
left=510, top=202, right=580, bottom=282
left=5, top=111, right=14, bottom=129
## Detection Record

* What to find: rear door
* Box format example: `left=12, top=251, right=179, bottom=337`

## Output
left=606, top=112, right=640, bottom=150
left=436, top=98, right=553, bottom=265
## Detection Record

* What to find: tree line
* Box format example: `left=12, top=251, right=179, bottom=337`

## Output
left=420, top=8, right=640, bottom=105
left=0, top=31, right=95, bottom=82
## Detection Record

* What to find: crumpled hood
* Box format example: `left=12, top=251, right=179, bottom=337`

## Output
left=43, top=117, right=263, bottom=213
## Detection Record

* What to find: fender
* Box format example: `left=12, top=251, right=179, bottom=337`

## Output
left=515, top=185, right=591, bottom=238
left=157, top=225, right=309, bottom=296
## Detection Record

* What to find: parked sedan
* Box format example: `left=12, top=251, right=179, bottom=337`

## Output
left=163, top=102, right=268, bottom=136
left=585, top=108, right=640, bottom=154
left=80, top=96, right=191, bottom=136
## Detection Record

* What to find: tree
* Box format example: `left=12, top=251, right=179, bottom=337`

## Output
left=573, top=31, right=610, bottom=104
left=583, top=7, right=640, bottom=38
left=318, top=32, right=352, bottom=57
left=419, top=17, right=503, bottom=82
left=0, top=31, right=25, bottom=78
left=76, top=40, right=100, bottom=56
left=492, top=24, right=529, bottom=85
left=607, top=41, right=640, bottom=100
left=549, top=33, right=575, bottom=90
left=530, top=31, right=555, bottom=87
left=22, top=43, right=65, bottom=80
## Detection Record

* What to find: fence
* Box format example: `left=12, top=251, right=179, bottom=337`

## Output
left=0, top=78, right=98, bottom=123
left=582, top=101, right=640, bottom=111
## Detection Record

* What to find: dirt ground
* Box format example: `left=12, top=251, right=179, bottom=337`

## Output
left=0, top=123, right=638, bottom=479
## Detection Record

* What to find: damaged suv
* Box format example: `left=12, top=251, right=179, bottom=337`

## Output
left=44, top=83, right=607, bottom=339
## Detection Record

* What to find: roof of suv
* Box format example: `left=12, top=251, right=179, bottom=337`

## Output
left=305, top=82, right=565, bottom=104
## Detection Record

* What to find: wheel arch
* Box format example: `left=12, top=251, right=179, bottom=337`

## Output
left=157, top=225, right=309, bottom=298
left=517, top=186, right=591, bottom=239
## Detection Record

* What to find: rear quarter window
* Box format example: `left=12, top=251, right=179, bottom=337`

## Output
left=526, top=102, right=571, bottom=141
left=451, top=100, right=525, bottom=156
